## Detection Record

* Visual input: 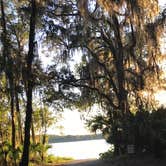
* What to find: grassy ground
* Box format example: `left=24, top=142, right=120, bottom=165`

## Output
left=29, top=155, right=74, bottom=166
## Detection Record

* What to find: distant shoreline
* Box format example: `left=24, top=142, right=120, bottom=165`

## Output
left=48, top=134, right=103, bottom=143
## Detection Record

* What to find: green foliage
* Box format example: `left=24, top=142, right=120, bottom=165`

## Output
left=29, top=143, right=52, bottom=162
left=88, top=107, right=166, bottom=157
left=99, top=148, right=114, bottom=160
left=46, top=155, right=73, bottom=164
left=0, top=141, right=22, bottom=165
left=8, top=146, right=22, bottom=164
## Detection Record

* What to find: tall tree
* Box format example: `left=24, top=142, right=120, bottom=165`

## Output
left=0, top=0, right=16, bottom=152
left=19, top=0, right=36, bottom=165
left=76, top=0, right=165, bottom=110
left=77, top=0, right=166, bottom=154
left=44, top=0, right=166, bottom=155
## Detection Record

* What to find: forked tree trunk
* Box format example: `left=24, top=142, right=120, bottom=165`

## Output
left=112, top=14, right=128, bottom=115
left=19, top=0, right=36, bottom=166
left=112, top=14, right=129, bottom=156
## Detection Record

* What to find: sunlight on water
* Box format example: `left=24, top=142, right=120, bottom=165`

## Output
left=48, top=139, right=111, bottom=159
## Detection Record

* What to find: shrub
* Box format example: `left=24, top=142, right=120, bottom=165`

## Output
left=99, top=149, right=114, bottom=160
left=46, top=155, right=73, bottom=163
left=88, top=107, right=166, bottom=157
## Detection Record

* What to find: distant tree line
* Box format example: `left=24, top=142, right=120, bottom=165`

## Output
left=48, top=134, right=103, bottom=143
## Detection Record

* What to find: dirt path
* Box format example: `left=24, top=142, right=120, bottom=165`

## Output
left=52, top=159, right=109, bottom=166
left=51, top=157, right=166, bottom=166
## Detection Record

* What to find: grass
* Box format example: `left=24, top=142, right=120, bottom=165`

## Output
left=29, top=155, right=74, bottom=166
left=46, top=155, right=74, bottom=164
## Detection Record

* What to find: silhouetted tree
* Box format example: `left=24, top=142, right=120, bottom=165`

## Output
left=19, top=0, right=37, bottom=165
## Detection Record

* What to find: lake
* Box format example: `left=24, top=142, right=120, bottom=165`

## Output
left=48, top=139, right=111, bottom=159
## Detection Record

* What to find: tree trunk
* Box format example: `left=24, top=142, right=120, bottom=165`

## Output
left=111, top=14, right=129, bottom=155
left=10, top=81, right=16, bottom=150
left=112, top=14, right=128, bottom=114
left=1, top=0, right=8, bottom=67
left=20, top=88, right=33, bottom=166
left=0, top=0, right=16, bottom=151
left=114, top=143, right=120, bottom=156
left=15, top=91, right=23, bottom=144
left=31, top=117, right=36, bottom=144
left=0, top=126, right=7, bottom=166
left=19, top=0, right=36, bottom=166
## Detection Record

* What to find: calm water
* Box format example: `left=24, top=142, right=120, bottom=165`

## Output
left=48, top=139, right=110, bottom=159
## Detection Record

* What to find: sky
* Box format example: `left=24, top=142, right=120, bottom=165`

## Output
left=47, top=109, right=92, bottom=135
left=159, top=0, right=166, bottom=6
left=45, top=0, right=166, bottom=136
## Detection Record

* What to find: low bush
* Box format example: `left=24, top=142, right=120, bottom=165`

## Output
left=94, top=107, right=166, bottom=158
left=46, top=155, right=73, bottom=163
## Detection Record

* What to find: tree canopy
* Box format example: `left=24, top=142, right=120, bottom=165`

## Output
left=0, top=0, right=166, bottom=165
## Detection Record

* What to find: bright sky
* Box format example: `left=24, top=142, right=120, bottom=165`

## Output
left=47, top=109, right=92, bottom=135
left=155, top=90, right=166, bottom=105
left=45, top=0, right=166, bottom=136
left=159, top=0, right=166, bottom=6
